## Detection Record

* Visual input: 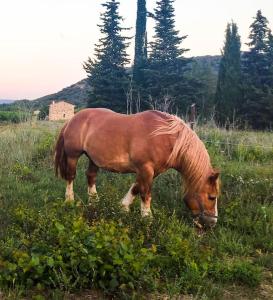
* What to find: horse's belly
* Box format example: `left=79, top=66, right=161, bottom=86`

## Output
left=92, top=155, right=135, bottom=173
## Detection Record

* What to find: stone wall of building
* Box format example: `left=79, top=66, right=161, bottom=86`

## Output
left=49, top=101, right=74, bottom=121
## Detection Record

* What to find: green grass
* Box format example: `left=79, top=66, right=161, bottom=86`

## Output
left=0, top=122, right=273, bottom=299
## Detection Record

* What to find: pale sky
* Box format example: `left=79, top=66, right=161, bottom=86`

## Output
left=1, top=0, right=273, bottom=100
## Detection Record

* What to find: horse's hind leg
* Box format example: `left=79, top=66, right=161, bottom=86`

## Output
left=65, top=156, right=79, bottom=203
left=86, top=160, right=99, bottom=200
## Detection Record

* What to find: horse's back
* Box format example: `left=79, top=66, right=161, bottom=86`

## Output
left=65, top=109, right=168, bottom=136
left=62, top=109, right=174, bottom=172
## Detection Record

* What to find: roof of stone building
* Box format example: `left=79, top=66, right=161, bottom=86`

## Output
left=50, top=101, right=75, bottom=107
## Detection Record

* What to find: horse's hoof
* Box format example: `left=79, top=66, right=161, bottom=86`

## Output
left=141, top=210, right=153, bottom=218
left=64, top=199, right=75, bottom=205
left=121, top=204, right=130, bottom=213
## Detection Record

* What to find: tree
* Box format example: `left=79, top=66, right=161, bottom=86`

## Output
left=214, top=22, right=242, bottom=125
left=266, top=30, right=273, bottom=87
left=146, top=0, right=199, bottom=113
left=188, top=57, right=219, bottom=119
left=242, top=10, right=273, bottom=129
left=83, top=0, right=130, bottom=112
left=133, top=0, right=148, bottom=85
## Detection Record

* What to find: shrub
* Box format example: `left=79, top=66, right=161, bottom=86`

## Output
left=0, top=203, right=155, bottom=293
left=0, top=111, right=29, bottom=123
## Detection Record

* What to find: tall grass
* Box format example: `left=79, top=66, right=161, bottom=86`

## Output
left=0, top=122, right=272, bottom=299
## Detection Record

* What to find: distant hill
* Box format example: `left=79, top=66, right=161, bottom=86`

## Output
left=0, top=100, right=15, bottom=105
left=32, top=79, right=90, bottom=109
left=192, top=55, right=221, bottom=75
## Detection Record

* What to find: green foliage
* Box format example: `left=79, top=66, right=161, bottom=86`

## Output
left=37, top=106, right=49, bottom=120
left=0, top=111, right=27, bottom=123
left=215, top=22, right=242, bottom=125
left=0, top=122, right=272, bottom=298
left=241, top=10, right=273, bottom=129
left=32, top=133, right=55, bottom=164
left=11, top=163, right=33, bottom=181
left=83, top=0, right=131, bottom=112
left=266, top=30, right=273, bottom=87
left=187, top=57, right=220, bottom=118
left=0, top=205, right=155, bottom=293
left=146, top=0, right=201, bottom=113
left=209, top=260, right=262, bottom=287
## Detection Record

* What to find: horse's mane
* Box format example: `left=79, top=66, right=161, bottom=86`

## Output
left=152, top=112, right=212, bottom=194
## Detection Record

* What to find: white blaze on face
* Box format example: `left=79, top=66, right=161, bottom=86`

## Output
left=121, top=184, right=136, bottom=211
left=215, top=198, right=218, bottom=218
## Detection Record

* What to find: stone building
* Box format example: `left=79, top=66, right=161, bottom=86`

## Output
left=49, top=101, right=75, bottom=121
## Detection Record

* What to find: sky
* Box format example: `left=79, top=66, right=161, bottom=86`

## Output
left=1, top=0, right=273, bottom=100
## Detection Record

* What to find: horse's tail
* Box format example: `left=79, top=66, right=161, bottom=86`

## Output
left=54, top=123, right=68, bottom=179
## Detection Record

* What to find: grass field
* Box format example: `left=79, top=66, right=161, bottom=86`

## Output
left=0, top=121, right=273, bottom=299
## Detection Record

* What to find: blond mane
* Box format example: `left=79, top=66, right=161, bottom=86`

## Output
left=152, top=113, right=212, bottom=194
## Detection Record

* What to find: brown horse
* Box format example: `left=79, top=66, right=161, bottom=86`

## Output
left=54, top=108, right=220, bottom=228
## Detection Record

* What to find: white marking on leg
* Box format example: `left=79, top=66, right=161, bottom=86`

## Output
left=65, top=181, right=74, bottom=202
left=141, top=199, right=152, bottom=217
left=121, top=184, right=136, bottom=212
left=88, top=185, right=97, bottom=196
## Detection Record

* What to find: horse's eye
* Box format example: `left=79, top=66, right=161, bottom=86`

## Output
left=208, top=195, right=217, bottom=201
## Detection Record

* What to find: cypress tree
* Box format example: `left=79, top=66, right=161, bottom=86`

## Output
left=83, top=0, right=130, bottom=112
left=133, top=0, right=148, bottom=85
left=242, top=10, right=272, bottom=129
left=147, top=0, right=196, bottom=113
left=215, top=22, right=242, bottom=125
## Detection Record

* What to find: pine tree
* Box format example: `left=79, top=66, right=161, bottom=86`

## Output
left=83, top=0, right=130, bottom=112
left=147, top=0, right=197, bottom=113
left=242, top=10, right=272, bottom=129
left=244, top=10, right=269, bottom=87
left=215, top=22, right=242, bottom=125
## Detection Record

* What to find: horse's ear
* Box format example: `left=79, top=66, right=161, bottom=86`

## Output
left=209, top=169, right=220, bottom=183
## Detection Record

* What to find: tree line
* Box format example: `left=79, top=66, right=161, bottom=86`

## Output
left=215, top=11, right=273, bottom=129
left=83, top=0, right=273, bottom=129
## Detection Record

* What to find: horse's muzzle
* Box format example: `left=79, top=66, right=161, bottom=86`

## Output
left=200, top=215, right=217, bottom=228
left=194, top=215, right=217, bottom=229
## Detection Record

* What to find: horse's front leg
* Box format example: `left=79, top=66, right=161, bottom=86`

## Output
left=138, top=164, right=154, bottom=217
left=121, top=164, right=154, bottom=216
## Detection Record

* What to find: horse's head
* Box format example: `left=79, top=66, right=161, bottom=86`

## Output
left=184, top=170, right=220, bottom=229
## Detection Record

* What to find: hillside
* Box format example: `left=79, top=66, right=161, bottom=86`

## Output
left=32, top=78, right=89, bottom=108
left=193, top=55, right=221, bottom=74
